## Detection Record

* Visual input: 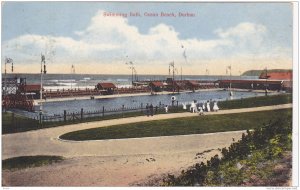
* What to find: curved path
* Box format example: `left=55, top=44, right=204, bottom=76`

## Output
left=2, top=104, right=292, bottom=186
left=2, top=103, right=291, bottom=160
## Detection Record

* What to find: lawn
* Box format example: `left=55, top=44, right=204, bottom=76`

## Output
left=2, top=155, right=64, bottom=170
left=60, top=108, right=292, bottom=141
left=218, top=93, right=292, bottom=110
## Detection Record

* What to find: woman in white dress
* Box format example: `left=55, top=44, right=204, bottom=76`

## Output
left=206, top=101, right=211, bottom=112
left=213, top=101, right=219, bottom=112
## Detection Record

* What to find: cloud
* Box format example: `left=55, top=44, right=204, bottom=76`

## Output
left=2, top=10, right=292, bottom=74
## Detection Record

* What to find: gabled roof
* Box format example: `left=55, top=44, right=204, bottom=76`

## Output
left=149, top=81, right=164, bottom=87
left=97, top=82, right=116, bottom=89
left=186, top=80, right=199, bottom=87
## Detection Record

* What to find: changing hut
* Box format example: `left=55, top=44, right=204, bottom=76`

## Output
left=95, top=82, right=116, bottom=95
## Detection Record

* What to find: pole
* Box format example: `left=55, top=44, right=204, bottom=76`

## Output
left=265, top=67, right=268, bottom=96
left=4, top=59, right=7, bottom=112
left=40, top=54, right=44, bottom=124
left=229, top=64, right=232, bottom=90
left=181, top=66, right=182, bottom=81
left=173, top=62, right=175, bottom=93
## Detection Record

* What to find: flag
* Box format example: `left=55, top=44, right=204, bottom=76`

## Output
left=41, top=54, right=45, bottom=63
left=183, top=50, right=187, bottom=60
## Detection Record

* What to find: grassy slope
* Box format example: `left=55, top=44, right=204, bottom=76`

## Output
left=218, top=94, right=292, bottom=110
left=60, top=109, right=292, bottom=141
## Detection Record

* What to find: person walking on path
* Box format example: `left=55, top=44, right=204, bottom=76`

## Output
left=146, top=103, right=150, bottom=117
left=149, top=104, right=154, bottom=116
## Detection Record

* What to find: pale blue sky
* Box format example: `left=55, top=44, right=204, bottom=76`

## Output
left=1, top=2, right=294, bottom=74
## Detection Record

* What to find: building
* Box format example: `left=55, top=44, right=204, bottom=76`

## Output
left=259, top=71, right=292, bottom=80
left=185, top=80, right=199, bottom=92
left=95, top=82, right=116, bottom=95
left=218, top=79, right=284, bottom=91
left=149, top=81, right=164, bottom=92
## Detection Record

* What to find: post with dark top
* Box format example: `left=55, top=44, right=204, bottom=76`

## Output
left=39, top=112, right=42, bottom=126
left=11, top=112, right=15, bottom=128
left=81, top=108, right=83, bottom=120
left=141, top=103, right=143, bottom=113
left=72, top=112, right=75, bottom=122
left=64, top=110, right=66, bottom=122
left=102, top=106, right=105, bottom=117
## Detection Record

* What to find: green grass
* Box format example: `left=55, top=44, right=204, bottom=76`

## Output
left=60, top=108, right=292, bottom=141
left=2, top=155, right=64, bottom=170
left=219, top=94, right=292, bottom=110
left=2, top=112, right=39, bottom=134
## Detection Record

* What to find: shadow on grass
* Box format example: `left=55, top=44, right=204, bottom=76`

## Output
left=2, top=155, right=64, bottom=170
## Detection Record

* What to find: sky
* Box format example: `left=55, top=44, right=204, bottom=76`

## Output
left=1, top=2, right=294, bottom=75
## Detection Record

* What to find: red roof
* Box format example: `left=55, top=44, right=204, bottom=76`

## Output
left=97, top=82, right=116, bottom=89
left=149, top=81, right=164, bottom=87
left=22, top=84, right=41, bottom=92
left=186, top=80, right=199, bottom=87
left=219, top=80, right=282, bottom=84
left=259, top=71, right=292, bottom=80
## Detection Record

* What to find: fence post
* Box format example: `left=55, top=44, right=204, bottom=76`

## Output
left=72, top=112, right=75, bottom=122
left=64, top=110, right=66, bottom=122
left=81, top=108, right=83, bottom=120
left=39, top=112, right=42, bottom=126
left=155, top=106, right=158, bottom=114
left=141, top=103, right=143, bottom=113
left=11, top=113, right=15, bottom=129
left=159, top=101, right=161, bottom=107
left=122, top=105, right=124, bottom=117
left=102, top=106, right=105, bottom=117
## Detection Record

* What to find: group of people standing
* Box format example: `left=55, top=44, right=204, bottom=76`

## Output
left=188, top=100, right=219, bottom=115
left=145, top=103, right=154, bottom=117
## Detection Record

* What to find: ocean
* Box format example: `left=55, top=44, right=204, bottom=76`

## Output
left=4, top=73, right=258, bottom=90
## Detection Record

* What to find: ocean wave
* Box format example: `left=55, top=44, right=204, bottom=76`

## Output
left=117, top=79, right=129, bottom=82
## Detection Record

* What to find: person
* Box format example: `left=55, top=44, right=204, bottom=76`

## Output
left=146, top=103, right=149, bottom=117
left=149, top=104, right=154, bottom=116
left=202, top=102, right=206, bottom=112
left=206, top=100, right=211, bottom=112
left=164, top=105, right=169, bottom=113
left=190, top=101, right=197, bottom=113
left=182, top=103, right=187, bottom=110
left=190, top=101, right=194, bottom=113
left=199, top=107, right=204, bottom=115
left=213, top=101, right=219, bottom=112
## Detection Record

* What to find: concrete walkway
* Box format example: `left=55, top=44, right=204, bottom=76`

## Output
left=2, top=103, right=292, bottom=160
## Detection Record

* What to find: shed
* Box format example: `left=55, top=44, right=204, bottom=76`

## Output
left=96, top=82, right=116, bottom=94
left=149, top=81, right=164, bottom=92
left=185, top=80, right=199, bottom=91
